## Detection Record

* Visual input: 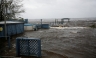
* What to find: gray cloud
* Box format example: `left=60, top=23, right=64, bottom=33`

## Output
left=21, top=0, right=96, bottom=19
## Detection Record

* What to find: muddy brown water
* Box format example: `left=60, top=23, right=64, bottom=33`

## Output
left=1, top=27, right=96, bottom=58
left=24, top=27, right=96, bottom=58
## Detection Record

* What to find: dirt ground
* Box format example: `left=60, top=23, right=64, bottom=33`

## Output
left=1, top=27, right=96, bottom=58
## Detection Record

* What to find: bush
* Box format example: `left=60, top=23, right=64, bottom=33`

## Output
left=90, top=24, right=96, bottom=28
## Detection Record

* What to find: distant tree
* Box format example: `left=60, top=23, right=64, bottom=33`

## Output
left=18, top=17, right=24, bottom=22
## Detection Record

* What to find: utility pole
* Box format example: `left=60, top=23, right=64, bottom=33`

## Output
left=41, top=19, right=42, bottom=28
left=3, top=0, right=7, bottom=39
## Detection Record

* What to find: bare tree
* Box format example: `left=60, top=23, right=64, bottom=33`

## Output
left=0, top=0, right=24, bottom=21
left=10, top=0, right=25, bottom=18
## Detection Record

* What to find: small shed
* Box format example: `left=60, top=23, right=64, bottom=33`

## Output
left=0, top=21, right=24, bottom=36
left=24, top=23, right=37, bottom=31
left=41, top=24, right=50, bottom=29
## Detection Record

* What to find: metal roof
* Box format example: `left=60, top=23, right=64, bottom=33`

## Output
left=24, top=23, right=36, bottom=26
left=0, top=21, right=23, bottom=24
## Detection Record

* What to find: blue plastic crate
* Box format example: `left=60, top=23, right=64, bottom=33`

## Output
left=16, top=37, right=41, bottom=57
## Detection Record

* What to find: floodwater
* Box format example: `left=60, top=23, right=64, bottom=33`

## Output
left=1, top=27, right=96, bottom=58
left=23, top=27, right=96, bottom=58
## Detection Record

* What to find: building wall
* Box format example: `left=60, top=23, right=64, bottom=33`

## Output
left=0, top=23, right=24, bottom=36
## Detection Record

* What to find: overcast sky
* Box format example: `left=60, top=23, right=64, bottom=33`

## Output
left=21, top=0, right=96, bottom=19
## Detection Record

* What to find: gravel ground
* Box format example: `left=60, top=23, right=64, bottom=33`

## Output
left=1, top=27, right=96, bottom=58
